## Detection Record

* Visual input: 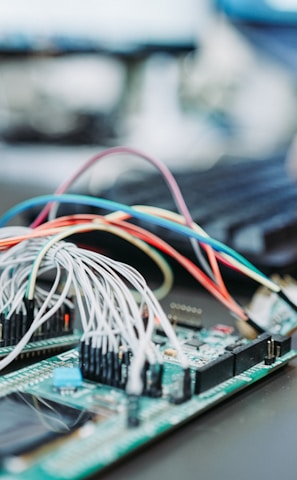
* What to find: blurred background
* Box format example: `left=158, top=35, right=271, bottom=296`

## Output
left=0, top=0, right=296, bottom=188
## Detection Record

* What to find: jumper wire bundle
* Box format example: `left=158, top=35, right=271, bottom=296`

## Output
left=0, top=146, right=296, bottom=398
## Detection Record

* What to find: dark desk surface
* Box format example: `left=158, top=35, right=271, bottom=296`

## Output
left=1, top=180, right=297, bottom=480
left=89, top=280, right=297, bottom=480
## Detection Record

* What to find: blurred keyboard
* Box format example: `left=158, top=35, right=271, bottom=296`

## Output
left=99, top=153, right=297, bottom=272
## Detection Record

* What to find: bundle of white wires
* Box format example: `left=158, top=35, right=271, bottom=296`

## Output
left=0, top=233, right=188, bottom=395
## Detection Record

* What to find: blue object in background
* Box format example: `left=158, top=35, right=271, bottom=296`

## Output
left=216, top=0, right=297, bottom=24
left=215, top=0, right=297, bottom=76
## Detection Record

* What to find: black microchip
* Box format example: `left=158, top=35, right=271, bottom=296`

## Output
left=0, top=392, right=94, bottom=461
left=185, top=338, right=204, bottom=349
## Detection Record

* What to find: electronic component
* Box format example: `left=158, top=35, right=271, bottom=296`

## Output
left=226, top=332, right=271, bottom=375
left=142, top=362, right=164, bottom=398
left=52, top=366, right=83, bottom=393
left=169, top=367, right=192, bottom=404
left=272, top=334, right=291, bottom=357
left=264, top=338, right=276, bottom=366
left=194, top=352, right=234, bottom=394
left=79, top=341, right=125, bottom=389
left=0, top=331, right=81, bottom=366
left=127, top=394, right=141, bottom=427
left=184, top=337, right=204, bottom=349
left=0, top=298, right=77, bottom=368
left=79, top=323, right=293, bottom=403
left=0, top=326, right=295, bottom=479
left=168, top=302, right=203, bottom=330
left=0, top=301, right=75, bottom=348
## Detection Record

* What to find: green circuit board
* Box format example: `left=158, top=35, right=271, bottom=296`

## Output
left=0, top=323, right=295, bottom=480
left=0, top=331, right=82, bottom=363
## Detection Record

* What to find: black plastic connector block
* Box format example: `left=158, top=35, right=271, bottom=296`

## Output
left=194, top=352, right=234, bottom=394
left=3, top=317, right=10, bottom=347
left=88, top=346, right=97, bottom=380
left=24, top=298, right=35, bottom=328
left=143, top=363, right=163, bottom=398
left=112, top=353, right=121, bottom=388
left=170, top=368, right=193, bottom=404
left=229, top=332, right=271, bottom=376
left=127, top=394, right=141, bottom=428
left=272, top=334, right=291, bottom=357
left=149, top=364, right=164, bottom=398
left=0, top=313, right=3, bottom=348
